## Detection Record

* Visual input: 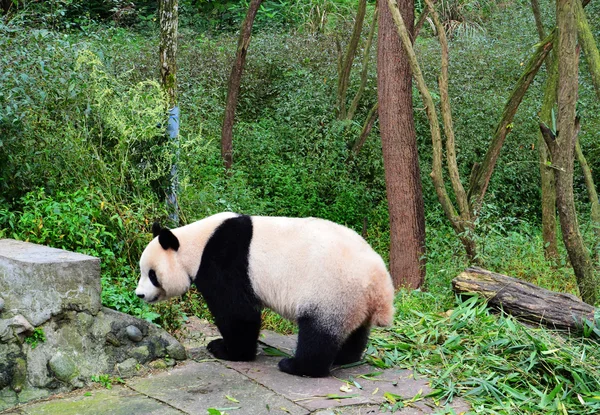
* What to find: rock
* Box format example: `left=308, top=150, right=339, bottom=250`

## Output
left=105, top=332, right=120, bottom=347
left=0, top=388, right=18, bottom=412
left=116, top=358, right=139, bottom=378
left=48, top=353, right=78, bottom=383
left=166, top=340, right=187, bottom=361
left=125, top=325, right=143, bottom=342
left=149, top=359, right=167, bottom=370
left=128, top=346, right=150, bottom=363
left=0, top=239, right=101, bottom=327
left=10, top=358, right=26, bottom=393
left=0, top=315, right=34, bottom=342
left=164, top=358, right=176, bottom=367
left=0, top=297, right=4, bottom=313
left=16, top=386, right=49, bottom=403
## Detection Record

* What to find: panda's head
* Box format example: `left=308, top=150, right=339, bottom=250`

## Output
left=136, top=222, right=191, bottom=303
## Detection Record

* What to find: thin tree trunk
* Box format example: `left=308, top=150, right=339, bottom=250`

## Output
left=338, top=0, right=368, bottom=120
left=530, top=0, right=553, bottom=70
left=575, top=137, right=600, bottom=259
left=378, top=0, right=425, bottom=289
left=530, top=0, right=560, bottom=261
left=543, top=0, right=597, bottom=304
left=576, top=0, right=600, bottom=99
left=221, top=0, right=262, bottom=170
left=427, top=0, right=477, bottom=261
left=352, top=102, right=378, bottom=154
left=159, top=0, right=179, bottom=226
left=347, top=7, right=378, bottom=121
left=159, top=0, right=178, bottom=109
left=468, top=32, right=554, bottom=212
left=413, top=5, right=430, bottom=39
left=538, top=39, right=560, bottom=260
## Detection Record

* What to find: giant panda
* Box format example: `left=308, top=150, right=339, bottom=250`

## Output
left=136, top=212, right=395, bottom=377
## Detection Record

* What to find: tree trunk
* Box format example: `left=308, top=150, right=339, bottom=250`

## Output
left=347, top=7, right=378, bottom=121
left=337, top=0, right=368, bottom=120
left=351, top=102, right=378, bottom=154
left=452, top=267, right=597, bottom=332
left=575, top=137, right=600, bottom=260
left=468, top=32, right=554, bottom=212
left=538, top=41, right=560, bottom=260
left=576, top=0, right=600, bottom=99
left=159, top=0, right=178, bottom=109
left=159, top=0, right=180, bottom=226
left=543, top=0, right=597, bottom=305
left=221, top=0, right=262, bottom=170
left=378, top=0, right=425, bottom=289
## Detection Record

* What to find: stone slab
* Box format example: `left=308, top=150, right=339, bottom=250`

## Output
left=0, top=239, right=101, bottom=326
left=259, top=330, right=297, bottom=355
left=225, top=350, right=430, bottom=411
left=127, top=360, right=308, bottom=415
left=3, top=386, right=182, bottom=415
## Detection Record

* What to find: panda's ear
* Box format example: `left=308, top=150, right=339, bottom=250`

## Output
left=152, top=222, right=162, bottom=238
left=158, top=228, right=180, bottom=251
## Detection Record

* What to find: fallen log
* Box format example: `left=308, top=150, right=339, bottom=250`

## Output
left=452, top=267, right=597, bottom=333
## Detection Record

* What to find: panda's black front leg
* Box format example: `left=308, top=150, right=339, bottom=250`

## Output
left=206, top=338, right=230, bottom=360
left=208, top=316, right=262, bottom=362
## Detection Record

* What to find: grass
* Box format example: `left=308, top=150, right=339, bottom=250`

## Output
left=367, top=294, right=600, bottom=414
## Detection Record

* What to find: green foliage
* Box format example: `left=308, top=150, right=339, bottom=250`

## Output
left=369, top=295, right=600, bottom=414
left=90, top=374, right=124, bottom=389
left=0, top=188, right=162, bottom=322
left=24, top=328, right=46, bottom=349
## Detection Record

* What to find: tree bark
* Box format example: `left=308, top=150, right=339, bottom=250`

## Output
left=378, top=0, right=426, bottom=289
left=468, top=32, right=554, bottom=212
left=543, top=0, right=597, bottom=305
left=221, top=0, right=262, bottom=170
left=452, top=267, right=597, bottom=332
left=347, top=7, right=378, bottom=121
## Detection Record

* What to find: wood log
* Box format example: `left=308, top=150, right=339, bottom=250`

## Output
left=452, top=267, right=597, bottom=333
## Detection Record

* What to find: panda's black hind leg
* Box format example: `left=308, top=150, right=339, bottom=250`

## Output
left=278, top=315, right=338, bottom=377
left=333, top=324, right=370, bottom=365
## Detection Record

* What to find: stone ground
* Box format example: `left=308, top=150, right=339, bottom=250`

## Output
left=0, top=318, right=470, bottom=415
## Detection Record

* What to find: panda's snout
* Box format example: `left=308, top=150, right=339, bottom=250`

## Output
left=137, top=293, right=145, bottom=299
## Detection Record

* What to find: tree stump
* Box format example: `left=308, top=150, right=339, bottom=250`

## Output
left=452, top=267, right=597, bottom=333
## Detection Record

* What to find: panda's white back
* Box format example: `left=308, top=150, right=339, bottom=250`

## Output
left=248, top=216, right=393, bottom=330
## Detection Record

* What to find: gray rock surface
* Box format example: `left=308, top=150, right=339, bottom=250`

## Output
left=0, top=315, right=34, bottom=342
left=48, top=353, right=78, bottom=383
left=0, top=239, right=187, bottom=407
left=125, top=325, right=143, bottom=342
left=0, top=240, right=101, bottom=327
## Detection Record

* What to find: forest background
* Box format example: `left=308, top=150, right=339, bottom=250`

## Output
left=1, top=0, right=600, bottom=412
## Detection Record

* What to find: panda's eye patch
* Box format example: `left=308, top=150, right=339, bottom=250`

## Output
left=148, top=269, right=161, bottom=288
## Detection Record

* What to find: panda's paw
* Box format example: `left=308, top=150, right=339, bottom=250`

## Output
left=207, top=338, right=230, bottom=360
left=278, top=357, right=297, bottom=375
left=278, top=357, right=331, bottom=377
